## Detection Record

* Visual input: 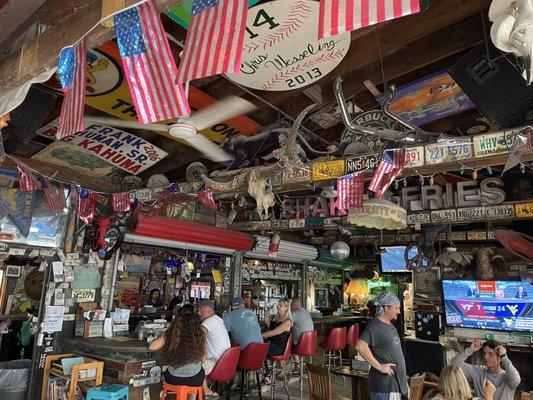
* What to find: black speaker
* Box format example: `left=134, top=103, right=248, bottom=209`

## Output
left=448, top=42, right=533, bottom=129
left=2, top=86, right=58, bottom=152
left=404, top=338, right=445, bottom=376
left=415, top=312, right=441, bottom=341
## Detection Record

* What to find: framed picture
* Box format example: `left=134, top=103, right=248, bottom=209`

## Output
left=5, top=265, right=21, bottom=277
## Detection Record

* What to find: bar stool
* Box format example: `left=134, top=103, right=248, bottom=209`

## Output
left=267, top=334, right=293, bottom=400
left=292, top=331, right=318, bottom=396
left=86, top=384, right=129, bottom=400
left=319, top=327, right=346, bottom=369
left=207, top=346, right=241, bottom=400
left=343, top=323, right=360, bottom=366
left=238, top=342, right=269, bottom=400
left=161, top=383, right=203, bottom=400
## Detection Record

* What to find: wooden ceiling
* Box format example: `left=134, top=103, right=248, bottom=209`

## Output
left=0, top=0, right=494, bottom=189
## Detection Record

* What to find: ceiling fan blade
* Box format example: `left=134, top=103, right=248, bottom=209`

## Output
left=84, top=116, right=171, bottom=132
left=187, top=96, right=256, bottom=131
left=170, top=125, right=233, bottom=163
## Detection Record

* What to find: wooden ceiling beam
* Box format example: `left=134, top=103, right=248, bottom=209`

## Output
left=1, top=155, right=120, bottom=192
left=0, top=0, right=183, bottom=97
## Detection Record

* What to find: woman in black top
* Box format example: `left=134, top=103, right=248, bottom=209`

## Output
left=261, top=299, right=292, bottom=383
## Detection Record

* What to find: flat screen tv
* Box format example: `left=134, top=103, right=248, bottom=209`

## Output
left=442, top=280, right=533, bottom=332
left=379, top=246, right=422, bottom=273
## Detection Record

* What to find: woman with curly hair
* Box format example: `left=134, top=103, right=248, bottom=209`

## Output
left=149, top=304, right=206, bottom=387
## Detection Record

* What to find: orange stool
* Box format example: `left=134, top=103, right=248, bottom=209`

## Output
left=161, top=383, right=203, bottom=400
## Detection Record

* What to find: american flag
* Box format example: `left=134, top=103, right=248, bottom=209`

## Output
left=114, top=0, right=190, bottom=124
left=56, top=37, right=87, bottom=139
left=78, top=188, right=96, bottom=224
left=337, top=171, right=364, bottom=209
left=318, top=0, right=420, bottom=39
left=177, top=0, right=248, bottom=84
left=147, top=183, right=190, bottom=217
left=112, top=192, right=132, bottom=212
left=197, top=184, right=217, bottom=211
left=42, top=178, right=67, bottom=212
left=10, top=156, right=41, bottom=191
left=368, top=148, right=406, bottom=198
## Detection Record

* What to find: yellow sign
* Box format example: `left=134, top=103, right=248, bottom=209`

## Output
left=311, top=160, right=345, bottom=181
left=515, top=202, right=533, bottom=218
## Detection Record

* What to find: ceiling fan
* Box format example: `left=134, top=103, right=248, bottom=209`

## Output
left=84, top=96, right=256, bottom=163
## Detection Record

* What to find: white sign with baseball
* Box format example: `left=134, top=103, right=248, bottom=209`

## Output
left=227, top=0, right=351, bottom=91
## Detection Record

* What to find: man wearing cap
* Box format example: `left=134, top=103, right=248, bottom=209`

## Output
left=356, top=292, right=408, bottom=400
left=223, top=297, right=263, bottom=350
left=197, top=299, right=231, bottom=396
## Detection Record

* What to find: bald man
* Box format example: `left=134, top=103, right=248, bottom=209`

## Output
left=291, top=298, right=314, bottom=345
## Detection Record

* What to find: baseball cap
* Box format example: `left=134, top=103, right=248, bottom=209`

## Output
left=231, top=297, right=245, bottom=307
left=198, top=299, right=215, bottom=309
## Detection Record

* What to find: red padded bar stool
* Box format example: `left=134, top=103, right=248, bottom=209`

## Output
left=292, top=331, right=318, bottom=396
left=319, top=327, right=346, bottom=369
left=207, top=346, right=240, bottom=400
left=343, top=323, right=360, bottom=365
left=238, top=342, right=269, bottom=400
left=267, top=334, right=292, bottom=400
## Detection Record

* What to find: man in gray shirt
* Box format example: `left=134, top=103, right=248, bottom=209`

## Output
left=356, top=292, right=408, bottom=400
left=451, top=340, right=520, bottom=400
left=291, top=298, right=314, bottom=345
left=223, top=297, right=263, bottom=350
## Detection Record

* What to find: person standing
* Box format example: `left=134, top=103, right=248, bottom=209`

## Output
left=450, top=340, right=520, bottom=400
left=197, top=299, right=231, bottom=396
left=355, top=292, right=408, bottom=400
left=223, top=297, right=263, bottom=350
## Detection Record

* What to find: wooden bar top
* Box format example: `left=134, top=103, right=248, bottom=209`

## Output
left=312, top=315, right=371, bottom=323
left=64, top=337, right=153, bottom=355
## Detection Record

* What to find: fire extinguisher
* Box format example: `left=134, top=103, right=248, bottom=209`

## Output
left=268, top=233, right=281, bottom=257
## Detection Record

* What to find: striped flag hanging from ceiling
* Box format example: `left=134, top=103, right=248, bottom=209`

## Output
left=114, top=0, right=190, bottom=124
left=368, top=148, right=406, bottom=198
left=56, top=37, right=87, bottom=139
left=337, top=171, right=364, bottom=209
left=177, top=0, right=248, bottom=84
left=318, top=0, right=421, bottom=39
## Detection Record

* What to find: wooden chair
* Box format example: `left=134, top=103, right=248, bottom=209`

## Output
left=307, top=364, right=350, bottom=400
left=409, top=373, right=427, bottom=400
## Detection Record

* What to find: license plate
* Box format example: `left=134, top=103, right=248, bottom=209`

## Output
left=473, top=130, right=520, bottom=157
left=404, top=146, right=425, bottom=167
left=282, top=166, right=311, bottom=183
left=312, top=159, right=345, bottom=181
left=289, top=219, right=305, bottom=229
left=515, top=202, right=533, bottom=218
left=431, top=209, right=457, bottom=223
left=467, top=231, right=487, bottom=241
left=485, top=204, right=515, bottom=220
left=345, top=154, right=379, bottom=173
left=425, top=138, right=471, bottom=164
left=407, top=212, right=431, bottom=225
left=457, top=207, right=486, bottom=222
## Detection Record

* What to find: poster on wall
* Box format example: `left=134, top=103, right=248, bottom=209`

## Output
left=36, top=119, right=167, bottom=175
left=377, top=71, right=475, bottom=126
left=227, top=0, right=350, bottom=91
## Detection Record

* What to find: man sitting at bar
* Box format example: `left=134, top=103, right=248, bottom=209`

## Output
left=290, top=297, right=314, bottom=372
left=197, top=299, right=231, bottom=396
left=223, top=297, right=263, bottom=349
left=450, top=340, right=521, bottom=400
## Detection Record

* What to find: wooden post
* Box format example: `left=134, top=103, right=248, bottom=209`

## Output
left=100, top=0, right=126, bottom=28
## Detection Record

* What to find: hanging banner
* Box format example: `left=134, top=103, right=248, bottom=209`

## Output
left=0, top=189, right=36, bottom=237
left=377, top=71, right=475, bottom=126
left=227, top=0, right=350, bottom=91
left=35, top=119, right=167, bottom=175
left=43, top=41, right=262, bottom=143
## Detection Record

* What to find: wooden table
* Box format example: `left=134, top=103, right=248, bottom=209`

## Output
left=330, top=366, right=369, bottom=400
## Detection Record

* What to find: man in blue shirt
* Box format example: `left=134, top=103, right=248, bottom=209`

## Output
left=223, top=297, right=263, bottom=350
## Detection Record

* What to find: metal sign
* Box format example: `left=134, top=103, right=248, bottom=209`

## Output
left=407, top=212, right=431, bottom=225
left=473, top=130, right=521, bottom=157
left=311, top=159, right=345, bottom=181
left=485, top=204, right=515, bottom=220
left=431, top=209, right=458, bottom=223
left=515, top=202, right=533, bottom=218
left=404, top=146, right=425, bottom=167
left=345, top=154, right=379, bottom=174
left=425, top=137, right=471, bottom=164
left=457, top=207, right=486, bottom=222
left=282, top=166, right=311, bottom=184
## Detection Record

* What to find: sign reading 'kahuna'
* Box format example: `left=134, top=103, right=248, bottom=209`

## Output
left=36, top=120, right=167, bottom=175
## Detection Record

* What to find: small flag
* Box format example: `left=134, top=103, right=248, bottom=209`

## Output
left=10, top=156, right=41, bottom=191
left=114, top=0, right=190, bottom=124
left=78, top=188, right=96, bottom=224
left=318, top=0, right=421, bottom=39
left=147, top=183, right=189, bottom=217
left=197, top=184, right=217, bottom=211
left=42, top=178, right=67, bottom=212
left=368, top=148, right=406, bottom=198
left=177, top=0, right=248, bottom=83
left=112, top=192, right=131, bottom=212
left=337, top=171, right=364, bottom=209
left=56, top=37, right=88, bottom=139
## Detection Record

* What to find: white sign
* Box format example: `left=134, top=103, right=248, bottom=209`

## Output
left=485, top=204, right=515, bottom=220
left=431, top=209, right=458, bottom=223
left=227, top=0, right=350, bottom=91
left=44, top=305, right=65, bottom=333
left=425, top=137, right=471, bottom=164
left=37, top=119, right=168, bottom=174
left=472, top=129, right=521, bottom=157
left=404, top=146, right=425, bottom=167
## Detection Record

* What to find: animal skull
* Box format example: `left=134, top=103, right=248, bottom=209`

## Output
left=247, top=170, right=275, bottom=220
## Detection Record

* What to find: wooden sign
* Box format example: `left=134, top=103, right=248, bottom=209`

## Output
left=282, top=166, right=311, bottom=184
left=431, top=209, right=458, bottom=223
left=425, top=137, right=471, bottom=164
left=457, top=207, right=486, bottom=222
left=345, top=154, right=379, bottom=174
left=485, top=204, right=515, bottom=220
left=227, top=0, right=350, bottom=91
left=515, top=202, right=533, bottom=218
left=311, top=159, right=345, bottom=181
left=404, top=146, right=425, bottom=167
left=473, top=130, right=520, bottom=157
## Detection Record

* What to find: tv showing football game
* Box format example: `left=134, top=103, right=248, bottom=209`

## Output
left=442, top=280, right=533, bottom=332
left=380, top=246, right=424, bottom=273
